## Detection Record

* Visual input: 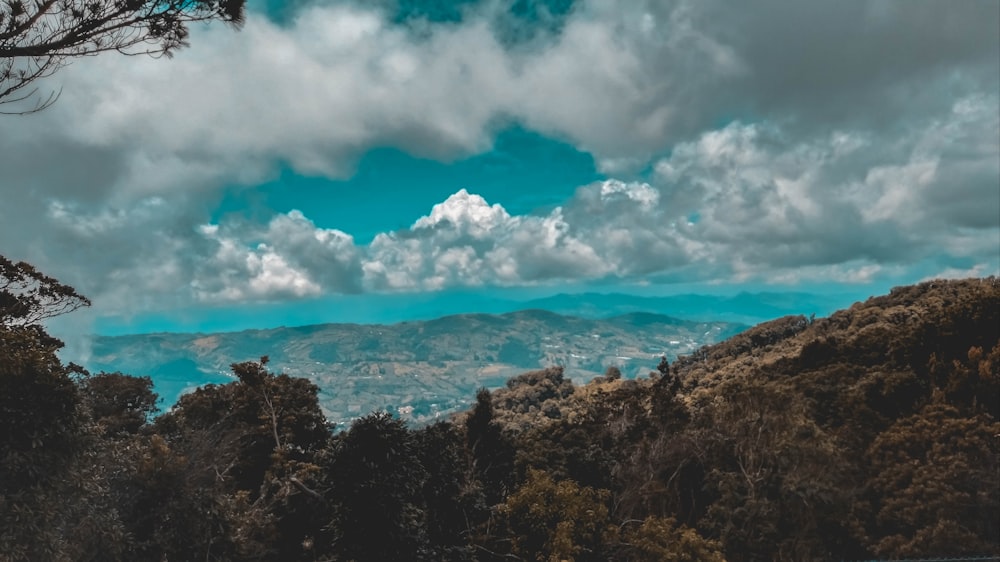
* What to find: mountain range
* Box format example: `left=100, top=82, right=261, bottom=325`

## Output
left=91, top=290, right=860, bottom=335
left=519, top=291, right=853, bottom=324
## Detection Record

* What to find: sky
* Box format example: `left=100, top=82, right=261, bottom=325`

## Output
left=1, top=0, right=998, bottom=341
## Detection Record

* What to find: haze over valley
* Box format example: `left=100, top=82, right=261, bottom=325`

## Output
left=88, top=308, right=745, bottom=425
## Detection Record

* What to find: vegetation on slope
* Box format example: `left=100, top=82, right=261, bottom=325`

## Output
left=1, top=258, right=997, bottom=561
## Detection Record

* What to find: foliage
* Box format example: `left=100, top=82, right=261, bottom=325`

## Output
left=616, top=516, right=726, bottom=562
left=866, top=403, right=1000, bottom=558
left=0, top=327, right=81, bottom=491
left=151, top=358, right=333, bottom=559
left=490, top=366, right=576, bottom=430
left=0, top=256, right=89, bottom=328
left=0, top=263, right=110, bottom=561
left=414, top=421, right=479, bottom=560
left=78, top=371, right=158, bottom=436
left=465, top=388, right=515, bottom=506
left=490, top=277, right=1000, bottom=561
left=0, top=0, right=245, bottom=112
left=327, top=411, right=429, bottom=560
left=2, top=258, right=998, bottom=561
left=693, top=377, right=856, bottom=561
left=500, top=469, right=615, bottom=562
left=0, top=326, right=87, bottom=560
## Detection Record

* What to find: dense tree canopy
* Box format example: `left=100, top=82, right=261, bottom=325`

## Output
left=1, top=257, right=997, bottom=560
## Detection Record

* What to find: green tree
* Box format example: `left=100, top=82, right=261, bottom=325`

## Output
left=0, top=258, right=127, bottom=560
left=415, top=421, right=477, bottom=561
left=465, top=388, right=515, bottom=505
left=695, top=377, right=857, bottom=561
left=500, top=469, right=615, bottom=562
left=158, top=358, right=330, bottom=492
left=0, top=325, right=88, bottom=560
left=78, top=371, right=158, bottom=436
left=327, top=412, right=429, bottom=561
left=866, top=402, right=1000, bottom=558
left=100, top=433, right=246, bottom=561
left=616, top=516, right=726, bottom=562
left=147, top=358, right=332, bottom=559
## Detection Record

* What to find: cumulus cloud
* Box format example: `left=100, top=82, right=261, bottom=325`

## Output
left=653, top=96, right=999, bottom=271
left=9, top=96, right=999, bottom=313
left=193, top=210, right=362, bottom=302
left=352, top=95, right=998, bottom=292
left=0, top=0, right=996, bottom=321
left=362, top=189, right=609, bottom=291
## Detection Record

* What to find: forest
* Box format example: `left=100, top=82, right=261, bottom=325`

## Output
left=1, top=256, right=998, bottom=561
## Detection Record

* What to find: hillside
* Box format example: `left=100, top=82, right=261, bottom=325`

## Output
left=88, top=310, right=744, bottom=425
left=484, top=277, right=1000, bottom=560
left=4, top=278, right=998, bottom=561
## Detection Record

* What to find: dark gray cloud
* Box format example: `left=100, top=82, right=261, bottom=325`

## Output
left=0, top=0, right=996, bottom=319
left=704, top=1, right=999, bottom=125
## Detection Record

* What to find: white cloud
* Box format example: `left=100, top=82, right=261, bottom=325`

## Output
left=9, top=91, right=998, bottom=316
left=412, top=189, right=514, bottom=238
left=194, top=239, right=322, bottom=302
left=0, top=0, right=996, bottom=322
left=20, top=93, right=1000, bottom=311
left=647, top=97, right=999, bottom=275
left=921, top=264, right=998, bottom=282
left=362, top=190, right=610, bottom=291
left=765, top=263, right=888, bottom=286
left=193, top=210, right=361, bottom=302
left=31, top=0, right=995, bottom=194
left=858, top=160, right=938, bottom=224
left=598, top=180, right=659, bottom=207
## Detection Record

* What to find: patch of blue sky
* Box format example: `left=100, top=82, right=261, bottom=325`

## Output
left=391, top=0, right=483, bottom=23
left=211, top=125, right=602, bottom=243
left=248, top=0, right=576, bottom=38
left=389, top=0, right=576, bottom=30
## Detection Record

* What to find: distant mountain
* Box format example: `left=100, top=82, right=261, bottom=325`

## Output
left=520, top=291, right=854, bottom=324
left=88, top=311, right=745, bottom=427
left=89, top=289, right=857, bottom=336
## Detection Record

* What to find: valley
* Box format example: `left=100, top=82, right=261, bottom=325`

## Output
left=88, top=309, right=745, bottom=426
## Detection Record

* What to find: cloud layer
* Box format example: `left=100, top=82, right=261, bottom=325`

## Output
left=0, top=0, right=996, bottom=319
left=187, top=94, right=998, bottom=301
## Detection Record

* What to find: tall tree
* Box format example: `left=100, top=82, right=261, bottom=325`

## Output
left=0, top=258, right=103, bottom=560
left=414, top=421, right=477, bottom=561
left=500, top=469, right=615, bottom=562
left=465, top=388, right=515, bottom=506
left=328, top=412, right=429, bottom=561
left=78, top=371, right=158, bottom=436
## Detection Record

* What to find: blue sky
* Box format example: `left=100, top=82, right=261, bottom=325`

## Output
left=0, top=0, right=997, bottom=342
left=212, top=126, right=601, bottom=244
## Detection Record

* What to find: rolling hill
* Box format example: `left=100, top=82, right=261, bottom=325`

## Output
left=87, top=310, right=745, bottom=426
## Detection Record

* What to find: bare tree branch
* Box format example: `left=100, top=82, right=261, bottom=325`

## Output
left=0, top=255, right=91, bottom=328
left=0, top=0, right=245, bottom=112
